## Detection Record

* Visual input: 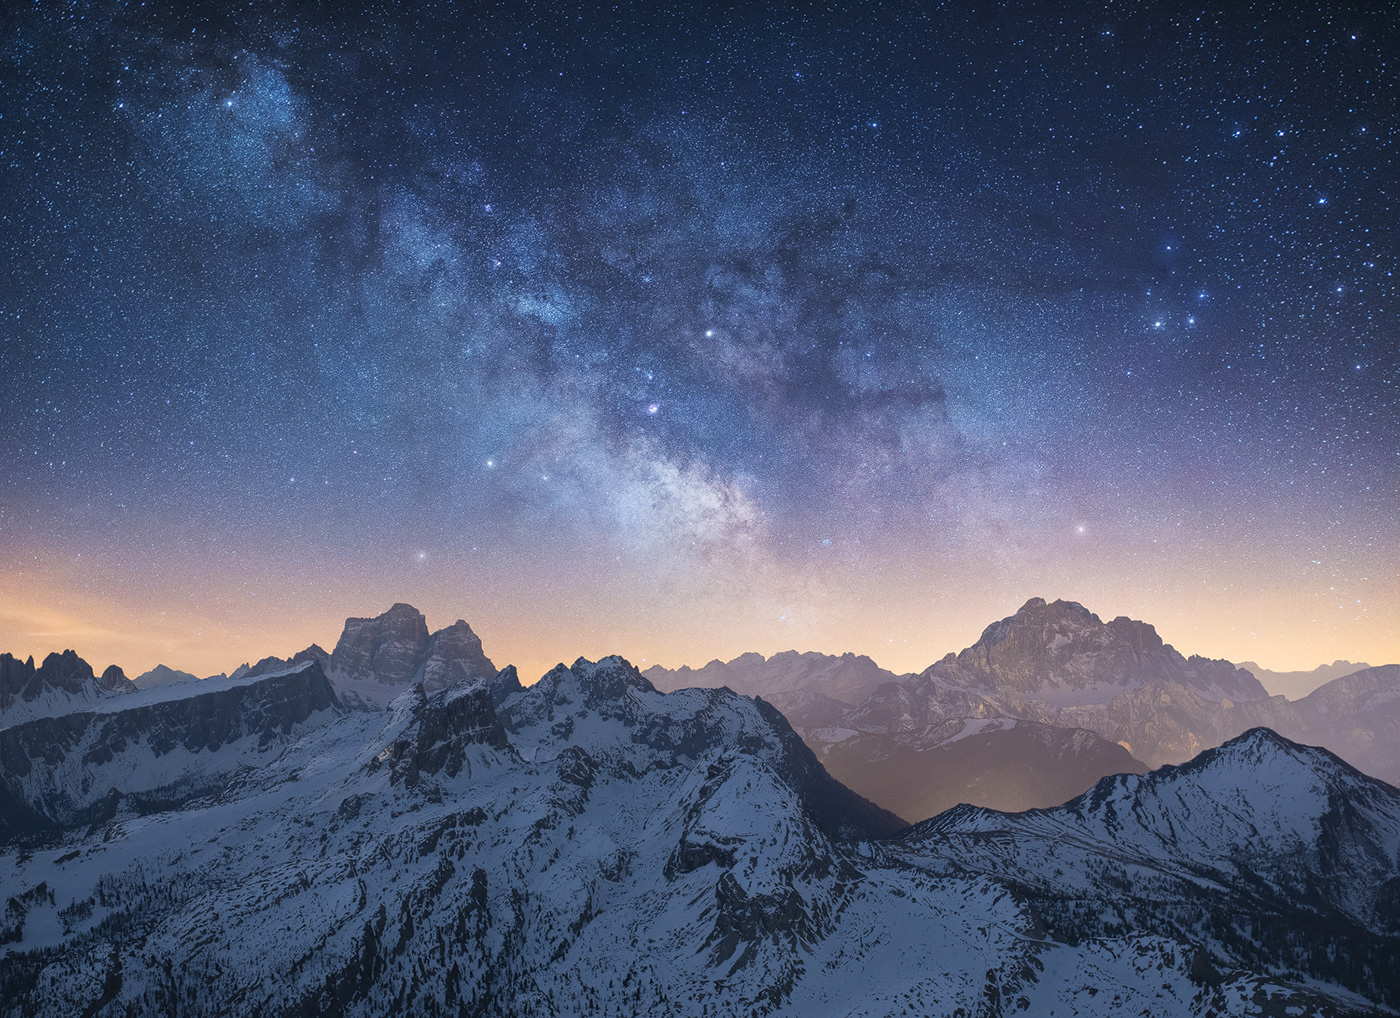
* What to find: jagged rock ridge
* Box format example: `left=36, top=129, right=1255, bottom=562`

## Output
left=643, top=650, right=907, bottom=729
left=0, top=651, right=134, bottom=729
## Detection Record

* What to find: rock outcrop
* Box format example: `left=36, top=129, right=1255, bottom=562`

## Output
left=923, top=597, right=1268, bottom=704
left=325, top=605, right=497, bottom=705
left=0, top=651, right=135, bottom=729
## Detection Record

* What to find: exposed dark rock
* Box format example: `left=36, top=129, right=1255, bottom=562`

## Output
left=0, top=661, right=340, bottom=842
left=330, top=604, right=432, bottom=686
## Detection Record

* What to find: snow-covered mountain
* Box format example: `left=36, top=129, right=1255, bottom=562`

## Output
left=1, top=640, right=1396, bottom=1016
left=903, top=728, right=1400, bottom=1007
left=130, top=663, right=201, bottom=690
left=0, top=651, right=134, bottom=729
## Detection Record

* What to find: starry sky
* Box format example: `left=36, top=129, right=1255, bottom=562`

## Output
left=1, top=1, right=1395, bottom=682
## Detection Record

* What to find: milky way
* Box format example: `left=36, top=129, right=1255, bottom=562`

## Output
left=1, top=3, right=1395, bottom=678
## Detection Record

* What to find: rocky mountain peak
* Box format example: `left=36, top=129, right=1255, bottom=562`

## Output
left=2, top=651, right=135, bottom=726
left=419, top=619, right=496, bottom=692
left=329, top=603, right=432, bottom=686
left=927, top=597, right=1267, bottom=704
left=97, top=665, right=131, bottom=692
left=1186, top=725, right=1332, bottom=775
left=323, top=605, right=498, bottom=707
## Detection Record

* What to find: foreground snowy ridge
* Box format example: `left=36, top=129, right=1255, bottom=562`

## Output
left=1, top=654, right=1397, bottom=1017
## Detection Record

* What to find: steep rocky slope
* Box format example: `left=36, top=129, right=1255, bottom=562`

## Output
left=0, top=651, right=133, bottom=729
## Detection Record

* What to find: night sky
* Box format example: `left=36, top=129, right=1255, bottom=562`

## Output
left=2, top=2, right=1395, bottom=681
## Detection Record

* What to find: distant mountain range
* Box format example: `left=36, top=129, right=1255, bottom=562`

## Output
left=645, top=598, right=1397, bottom=820
left=1238, top=658, right=1372, bottom=700
left=1, top=613, right=1397, bottom=1015
left=644, top=650, right=907, bottom=731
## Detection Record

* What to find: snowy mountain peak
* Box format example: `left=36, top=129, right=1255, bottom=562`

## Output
left=1156, top=724, right=1382, bottom=795
left=908, top=725, right=1400, bottom=939
left=492, top=655, right=904, bottom=841
left=132, top=663, right=200, bottom=689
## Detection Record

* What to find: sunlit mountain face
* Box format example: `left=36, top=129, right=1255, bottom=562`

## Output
left=1, top=3, right=1395, bottom=681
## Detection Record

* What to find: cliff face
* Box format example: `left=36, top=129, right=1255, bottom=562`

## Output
left=1, top=651, right=135, bottom=729
left=0, top=661, right=340, bottom=842
left=924, top=597, right=1269, bottom=705
left=326, top=604, right=497, bottom=705
left=329, top=603, right=433, bottom=686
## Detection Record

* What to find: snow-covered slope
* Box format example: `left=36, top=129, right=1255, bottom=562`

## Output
left=0, top=651, right=134, bottom=730
left=903, top=728, right=1400, bottom=1005
left=1, top=654, right=1396, bottom=1017
left=0, top=661, right=340, bottom=842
